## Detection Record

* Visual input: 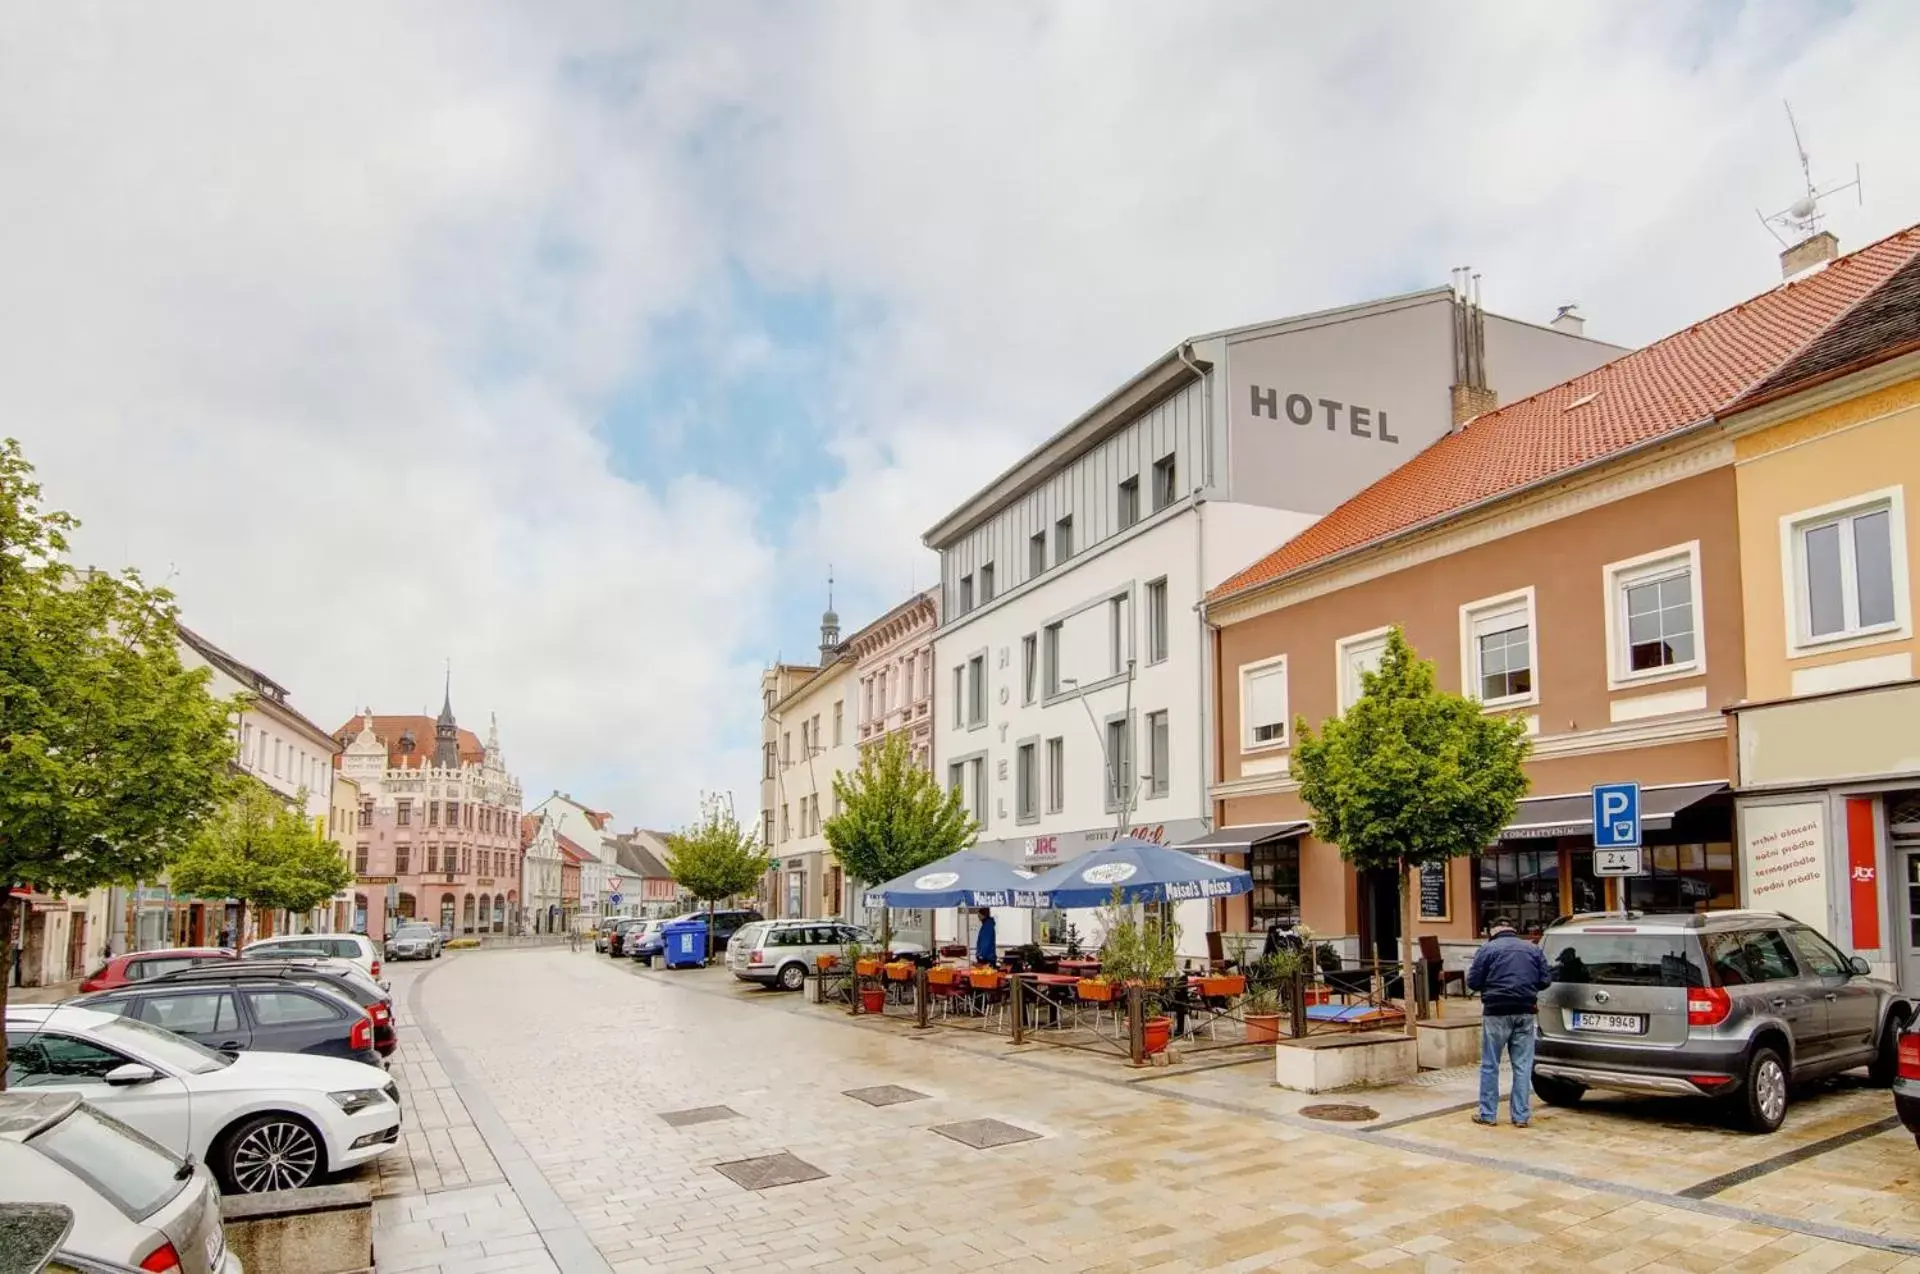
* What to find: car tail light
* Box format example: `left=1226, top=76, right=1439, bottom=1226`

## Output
left=1686, top=1075, right=1734, bottom=1089
left=138, top=1241, right=184, bottom=1273
left=370, top=959, right=381, bottom=980
left=369, top=1001, right=392, bottom=1024
left=1899, top=1032, right=1920, bottom=1081
left=751, top=949, right=765, bottom=965
left=1687, top=986, right=1732, bottom=1028
left=350, top=1014, right=374, bottom=1052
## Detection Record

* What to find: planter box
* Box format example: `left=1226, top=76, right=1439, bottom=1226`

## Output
left=1273, top=1032, right=1418, bottom=1093
left=1198, top=975, right=1246, bottom=998
left=885, top=962, right=915, bottom=982
left=968, top=971, right=1005, bottom=990
left=1076, top=979, right=1116, bottom=1002
left=1416, top=1018, right=1482, bottom=1070
left=927, top=967, right=959, bottom=987
left=855, top=959, right=883, bottom=977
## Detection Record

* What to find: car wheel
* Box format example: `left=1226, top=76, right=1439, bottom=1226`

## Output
left=1737, top=1046, right=1790, bottom=1134
left=1868, top=1009, right=1911, bottom=1086
left=1532, top=1074, right=1586, bottom=1107
left=778, top=963, right=807, bottom=992
left=218, top=1113, right=325, bottom=1193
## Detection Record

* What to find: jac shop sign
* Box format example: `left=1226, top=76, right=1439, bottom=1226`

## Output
left=1248, top=386, right=1401, bottom=444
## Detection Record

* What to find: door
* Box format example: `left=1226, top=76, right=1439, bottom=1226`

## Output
left=240, top=987, right=351, bottom=1058
left=1785, top=924, right=1880, bottom=1062
left=1902, top=849, right=1920, bottom=996
left=1731, top=928, right=1823, bottom=1072
left=3, top=1029, right=192, bottom=1157
left=135, top=990, right=249, bottom=1055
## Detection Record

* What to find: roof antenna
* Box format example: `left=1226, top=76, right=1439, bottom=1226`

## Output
left=1756, top=100, right=1861, bottom=250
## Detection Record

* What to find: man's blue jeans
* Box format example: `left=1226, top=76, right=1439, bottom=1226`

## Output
left=1478, top=1013, right=1537, bottom=1124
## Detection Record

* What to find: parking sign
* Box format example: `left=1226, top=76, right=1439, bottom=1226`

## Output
left=1591, top=782, right=1641, bottom=849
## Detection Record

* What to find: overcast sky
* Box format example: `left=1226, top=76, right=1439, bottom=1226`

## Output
left=4, top=2, right=1916, bottom=831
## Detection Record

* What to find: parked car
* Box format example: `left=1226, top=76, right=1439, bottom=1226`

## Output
left=604, top=918, right=651, bottom=957
left=1895, top=1015, right=1920, bottom=1149
left=76, top=980, right=383, bottom=1068
left=629, top=909, right=764, bottom=962
left=0, top=1093, right=241, bottom=1274
left=385, top=922, right=443, bottom=962
left=1533, top=910, right=1915, bottom=1133
left=621, top=919, right=660, bottom=958
left=5, top=1003, right=400, bottom=1194
left=239, top=933, right=384, bottom=988
left=143, top=960, right=396, bottom=1057
left=726, top=920, right=927, bottom=991
left=78, top=950, right=235, bottom=995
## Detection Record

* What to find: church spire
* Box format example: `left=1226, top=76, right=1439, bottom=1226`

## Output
left=819, top=566, right=840, bottom=662
left=433, top=664, right=460, bottom=769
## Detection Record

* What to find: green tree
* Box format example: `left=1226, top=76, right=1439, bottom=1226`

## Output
left=170, top=781, right=354, bottom=952
left=663, top=800, right=771, bottom=960
left=0, top=439, right=241, bottom=1086
left=824, top=731, right=977, bottom=945
left=1293, top=627, right=1530, bottom=1032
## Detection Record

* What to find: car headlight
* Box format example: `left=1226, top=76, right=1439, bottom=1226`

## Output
left=329, top=1088, right=388, bottom=1115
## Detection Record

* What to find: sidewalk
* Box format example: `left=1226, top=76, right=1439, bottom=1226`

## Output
left=8, top=977, right=83, bottom=1005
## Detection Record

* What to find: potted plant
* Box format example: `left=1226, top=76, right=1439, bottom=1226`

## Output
left=1064, top=924, right=1084, bottom=960
left=1243, top=950, right=1301, bottom=1043
left=1098, top=888, right=1181, bottom=1055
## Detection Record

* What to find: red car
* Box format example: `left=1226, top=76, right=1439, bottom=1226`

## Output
left=78, top=947, right=235, bottom=993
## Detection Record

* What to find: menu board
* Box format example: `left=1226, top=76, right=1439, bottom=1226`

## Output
left=1418, top=861, right=1449, bottom=921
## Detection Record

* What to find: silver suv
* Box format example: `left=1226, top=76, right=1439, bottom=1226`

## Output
left=726, top=920, right=926, bottom=991
left=1534, top=910, right=1914, bottom=1132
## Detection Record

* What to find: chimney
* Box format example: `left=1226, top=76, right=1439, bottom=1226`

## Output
left=1549, top=304, right=1585, bottom=337
left=1450, top=268, right=1496, bottom=428
left=1781, top=230, right=1839, bottom=280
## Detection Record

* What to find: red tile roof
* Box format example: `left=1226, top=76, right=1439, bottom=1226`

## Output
left=330, top=714, right=485, bottom=769
left=1210, top=225, right=1920, bottom=602
left=555, top=834, right=591, bottom=865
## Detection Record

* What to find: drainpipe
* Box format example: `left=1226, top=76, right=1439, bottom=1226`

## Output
left=1174, top=342, right=1216, bottom=842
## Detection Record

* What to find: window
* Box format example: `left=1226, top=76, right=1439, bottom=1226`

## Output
left=1104, top=715, right=1132, bottom=811
left=1146, top=578, right=1169, bottom=664
left=967, top=654, right=986, bottom=727
left=1240, top=658, right=1288, bottom=749
left=980, top=562, right=995, bottom=604
left=1146, top=710, right=1169, bottom=798
left=952, top=667, right=964, bottom=728
left=1542, top=933, right=1705, bottom=987
left=1029, top=531, right=1047, bottom=578
left=446, top=801, right=460, bottom=828
left=763, top=742, right=777, bottom=780
left=1783, top=925, right=1849, bottom=978
left=1620, top=843, right=1737, bottom=914
left=1336, top=628, right=1391, bottom=713
left=1603, top=544, right=1702, bottom=685
left=357, top=802, right=373, bottom=829
left=354, top=844, right=369, bottom=874
left=1022, top=634, right=1038, bottom=704
left=396, top=846, right=410, bottom=875
left=779, top=804, right=789, bottom=842
left=396, top=801, right=411, bottom=827
left=426, top=846, right=439, bottom=873
left=877, top=671, right=888, bottom=717
left=1462, top=590, right=1537, bottom=706
left=428, top=801, right=441, bottom=828
left=1045, top=737, right=1065, bottom=813
left=244, top=988, right=342, bottom=1027
left=1153, top=453, right=1178, bottom=511
left=1016, top=742, right=1038, bottom=821
left=5, top=1033, right=130, bottom=1087
left=30, top=1104, right=186, bottom=1219
left=968, top=756, right=987, bottom=824
left=1701, top=930, right=1800, bottom=984
left=1249, top=839, right=1301, bottom=928
left=1788, top=492, right=1905, bottom=648
left=959, top=574, right=974, bottom=614
left=1108, top=595, right=1128, bottom=673
left=1117, top=476, right=1140, bottom=531
left=800, top=719, right=811, bottom=752
left=832, top=701, right=844, bottom=746
left=139, top=992, right=238, bottom=1037
left=948, top=762, right=964, bottom=800
left=1055, top=515, right=1074, bottom=565
left=1043, top=623, right=1062, bottom=696
left=782, top=731, right=791, bottom=764
left=1472, top=846, right=1559, bottom=937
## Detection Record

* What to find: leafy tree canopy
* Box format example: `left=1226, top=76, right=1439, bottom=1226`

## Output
left=170, top=780, right=354, bottom=948
left=824, top=730, right=976, bottom=888
left=664, top=803, right=770, bottom=904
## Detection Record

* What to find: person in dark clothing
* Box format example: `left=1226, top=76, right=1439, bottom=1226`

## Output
left=973, top=909, right=997, bottom=966
left=1466, top=917, right=1552, bottom=1127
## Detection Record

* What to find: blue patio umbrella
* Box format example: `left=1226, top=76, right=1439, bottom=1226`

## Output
left=860, top=850, right=1035, bottom=910
left=1014, top=837, right=1253, bottom=909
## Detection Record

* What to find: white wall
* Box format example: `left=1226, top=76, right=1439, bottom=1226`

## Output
left=770, top=660, right=857, bottom=867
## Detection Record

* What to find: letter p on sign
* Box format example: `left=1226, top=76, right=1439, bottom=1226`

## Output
left=1592, top=782, right=1641, bottom=849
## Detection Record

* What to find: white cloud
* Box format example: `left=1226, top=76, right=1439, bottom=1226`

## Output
left=3, top=2, right=1916, bottom=826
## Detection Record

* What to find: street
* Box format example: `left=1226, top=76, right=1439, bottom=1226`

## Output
left=367, top=948, right=1920, bottom=1273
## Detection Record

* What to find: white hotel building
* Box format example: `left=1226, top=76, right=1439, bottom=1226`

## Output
left=925, top=285, right=1622, bottom=953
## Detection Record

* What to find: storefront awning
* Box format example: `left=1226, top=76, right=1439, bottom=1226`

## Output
left=1500, top=782, right=1729, bottom=840
left=1178, top=821, right=1310, bottom=855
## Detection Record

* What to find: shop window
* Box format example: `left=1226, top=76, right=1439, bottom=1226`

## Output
left=1621, top=843, right=1736, bottom=914
left=1249, top=840, right=1301, bottom=929
left=1473, top=846, right=1559, bottom=936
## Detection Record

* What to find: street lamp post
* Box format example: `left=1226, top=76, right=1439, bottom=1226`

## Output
left=1060, top=657, right=1139, bottom=836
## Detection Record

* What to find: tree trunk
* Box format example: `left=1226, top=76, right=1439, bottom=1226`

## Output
left=705, top=899, right=714, bottom=963
left=0, top=887, right=16, bottom=1090
left=234, top=900, right=249, bottom=956
left=1400, top=858, right=1417, bottom=1038
left=880, top=908, right=892, bottom=955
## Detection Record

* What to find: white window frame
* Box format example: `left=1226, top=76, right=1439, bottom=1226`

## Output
left=1780, top=486, right=1910, bottom=656
left=1459, top=586, right=1539, bottom=710
left=1334, top=626, right=1392, bottom=714
left=1021, top=634, right=1038, bottom=705
left=1145, top=709, right=1169, bottom=799
left=1239, top=655, right=1289, bottom=753
left=1145, top=577, right=1169, bottom=665
left=1015, top=739, right=1039, bottom=823
left=1602, top=541, right=1705, bottom=690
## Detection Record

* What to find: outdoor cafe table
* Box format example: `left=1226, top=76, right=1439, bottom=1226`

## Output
left=1058, top=959, right=1100, bottom=975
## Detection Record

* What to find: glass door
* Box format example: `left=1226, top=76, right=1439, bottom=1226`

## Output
left=1900, top=848, right=1920, bottom=996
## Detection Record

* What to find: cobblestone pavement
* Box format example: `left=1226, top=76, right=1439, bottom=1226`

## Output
left=368, top=948, right=1920, bottom=1273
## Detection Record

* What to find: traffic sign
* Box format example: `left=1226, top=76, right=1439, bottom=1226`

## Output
left=1592, top=782, right=1642, bottom=849
left=608, top=892, right=623, bottom=906
left=1593, top=847, right=1644, bottom=877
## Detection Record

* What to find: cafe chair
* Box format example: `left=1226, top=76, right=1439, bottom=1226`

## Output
left=1420, top=935, right=1465, bottom=999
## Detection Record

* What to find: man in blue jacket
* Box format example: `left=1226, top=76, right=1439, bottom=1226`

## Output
left=1466, top=916, right=1552, bottom=1127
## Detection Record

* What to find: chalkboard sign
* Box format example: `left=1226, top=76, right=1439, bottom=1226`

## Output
left=1418, top=861, right=1449, bottom=921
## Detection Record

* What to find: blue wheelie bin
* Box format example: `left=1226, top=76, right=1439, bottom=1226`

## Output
left=662, top=919, right=710, bottom=969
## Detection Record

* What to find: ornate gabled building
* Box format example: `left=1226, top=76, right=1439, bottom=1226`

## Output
left=849, top=586, right=940, bottom=768
left=332, top=681, right=525, bottom=939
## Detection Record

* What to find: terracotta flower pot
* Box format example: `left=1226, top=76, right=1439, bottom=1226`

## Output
left=860, top=987, right=886, bottom=1014
left=1077, top=978, right=1115, bottom=1003
left=815, top=954, right=839, bottom=971
left=1143, top=1016, right=1172, bottom=1055
left=1244, top=1012, right=1281, bottom=1044
left=855, top=958, right=883, bottom=977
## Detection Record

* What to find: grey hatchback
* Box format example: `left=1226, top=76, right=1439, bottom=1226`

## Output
left=1533, top=910, right=1914, bottom=1132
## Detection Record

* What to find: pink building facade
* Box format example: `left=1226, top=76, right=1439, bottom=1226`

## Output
left=850, top=587, right=940, bottom=766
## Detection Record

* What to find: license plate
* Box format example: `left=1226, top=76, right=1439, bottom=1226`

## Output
left=1570, top=1011, right=1645, bottom=1034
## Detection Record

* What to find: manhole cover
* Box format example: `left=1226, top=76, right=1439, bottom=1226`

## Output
left=714, top=1151, right=827, bottom=1191
left=657, top=1105, right=741, bottom=1127
left=1300, top=1103, right=1378, bottom=1123
left=930, top=1118, right=1041, bottom=1149
left=844, top=1085, right=929, bottom=1107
